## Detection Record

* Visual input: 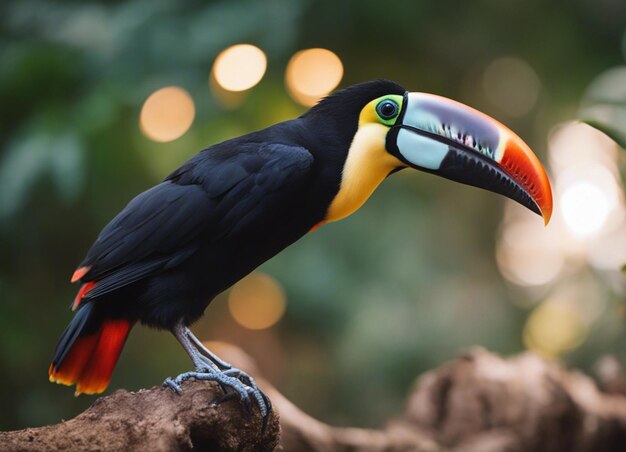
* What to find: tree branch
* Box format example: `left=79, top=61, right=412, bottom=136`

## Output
left=268, top=347, right=626, bottom=451
left=0, top=378, right=279, bottom=452
left=2, top=346, right=625, bottom=451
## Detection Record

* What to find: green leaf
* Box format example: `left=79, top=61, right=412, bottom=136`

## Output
left=579, top=118, right=626, bottom=150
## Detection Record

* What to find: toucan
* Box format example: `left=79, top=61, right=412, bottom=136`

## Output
left=49, top=80, right=552, bottom=420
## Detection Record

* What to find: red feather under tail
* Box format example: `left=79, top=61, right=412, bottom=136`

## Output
left=71, top=266, right=91, bottom=283
left=49, top=318, right=133, bottom=395
left=72, top=281, right=97, bottom=311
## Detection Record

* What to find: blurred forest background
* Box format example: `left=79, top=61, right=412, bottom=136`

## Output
left=1, top=0, right=626, bottom=432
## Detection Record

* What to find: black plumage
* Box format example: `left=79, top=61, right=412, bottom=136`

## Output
left=49, top=80, right=406, bottom=400
left=77, top=80, right=405, bottom=329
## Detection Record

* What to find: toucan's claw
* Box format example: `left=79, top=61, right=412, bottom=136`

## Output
left=223, top=367, right=259, bottom=389
left=162, top=368, right=270, bottom=421
left=162, top=376, right=183, bottom=394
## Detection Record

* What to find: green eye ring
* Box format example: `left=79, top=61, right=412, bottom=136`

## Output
left=374, top=95, right=403, bottom=125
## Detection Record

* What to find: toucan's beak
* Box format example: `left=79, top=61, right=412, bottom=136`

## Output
left=387, top=92, right=553, bottom=224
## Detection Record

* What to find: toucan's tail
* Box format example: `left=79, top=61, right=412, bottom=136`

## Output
left=49, top=303, right=133, bottom=395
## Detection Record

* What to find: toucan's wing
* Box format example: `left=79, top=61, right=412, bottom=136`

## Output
left=74, top=142, right=313, bottom=302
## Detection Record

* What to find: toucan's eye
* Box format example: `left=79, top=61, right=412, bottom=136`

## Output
left=376, top=99, right=399, bottom=121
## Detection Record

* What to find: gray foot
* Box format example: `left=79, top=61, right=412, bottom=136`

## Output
left=163, top=367, right=271, bottom=421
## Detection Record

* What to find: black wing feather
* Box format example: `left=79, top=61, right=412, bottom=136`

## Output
left=82, top=182, right=211, bottom=277
left=77, top=142, right=313, bottom=299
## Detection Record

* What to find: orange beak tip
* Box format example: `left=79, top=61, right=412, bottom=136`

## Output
left=499, top=134, right=553, bottom=226
left=543, top=214, right=551, bottom=227
left=541, top=182, right=554, bottom=226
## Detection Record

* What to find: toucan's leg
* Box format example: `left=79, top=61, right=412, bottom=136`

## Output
left=162, top=323, right=270, bottom=420
left=168, top=323, right=220, bottom=372
left=184, top=327, right=232, bottom=370
left=180, top=326, right=264, bottom=395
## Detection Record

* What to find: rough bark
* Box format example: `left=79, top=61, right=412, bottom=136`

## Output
left=1, top=346, right=625, bottom=451
left=0, top=379, right=279, bottom=452
left=399, top=349, right=626, bottom=452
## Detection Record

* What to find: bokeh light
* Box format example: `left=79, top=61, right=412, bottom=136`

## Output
left=548, top=122, right=619, bottom=176
left=550, top=123, right=624, bottom=240
left=209, top=71, right=248, bottom=110
left=498, top=121, right=625, bottom=289
left=587, top=221, right=626, bottom=271
left=523, top=300, right=587, bottom=357
left=482, top=57, right=541, bottom=117
left=560, top=181, right=611, bottom=238
left=497, top=117, right=626, bottom=357
left=140, top=86, right=195, bottom=142
left=228, top=272, right=286, bottom=330
left=212, top=44, right=267, bottom=92
left=285, top=48, right=343, bottom=106
left=496, top=216, right=564, bottom=286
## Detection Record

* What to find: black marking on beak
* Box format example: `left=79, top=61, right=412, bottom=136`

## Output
left=385, top=125, right=541, bottom=216
left=435, top=147, right=541, bottom=216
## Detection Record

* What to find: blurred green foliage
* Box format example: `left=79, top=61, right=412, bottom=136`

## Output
left=1, top=0, right=626, bottom=431
left=580, top=64, right=626, bottom=150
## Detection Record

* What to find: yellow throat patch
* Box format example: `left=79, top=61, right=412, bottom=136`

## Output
left=325, top=103, right=405, bottom=222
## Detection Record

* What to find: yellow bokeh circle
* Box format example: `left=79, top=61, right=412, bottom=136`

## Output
left=228, top=273, right=286, bottom=330
left=285, top=48, right=343, bottom=106
left=140, top=86, right=195, bottom=142
left=213, top=44, right=267, bottom=92
left=523, top=302, right=587, bottom=357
